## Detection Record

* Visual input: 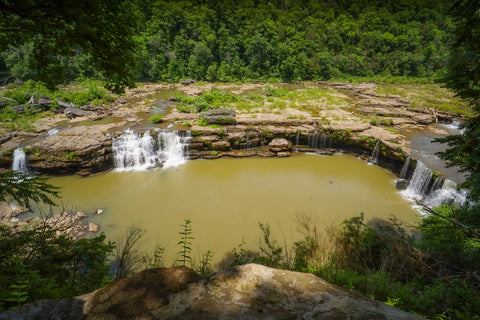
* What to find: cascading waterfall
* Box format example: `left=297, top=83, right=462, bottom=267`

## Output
left=368, top=141, right=380, bottom=164
left=424, top=179, right=468, bottom=207
left=295, top=131, right=300, bottom=152
left=320, top=132, right=330, bottom=149
left=158, top=130, right=191, bottom=169
left=113, top=129, right=190, bottom=171
left=12, top=148, right=28, bottom=173
left=399, top=156, right=410, bottom=179
left=242, top=132, right=260, bottom=150
left=402, top=160, right=469, bottom=207
left=113, top=130, right=157, bottom=171
left=405, top=160, right=432, bottom=199
left=307, top=131, right=330, bottom=150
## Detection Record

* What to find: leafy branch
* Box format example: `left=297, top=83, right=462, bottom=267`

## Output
left=0, top=171, right=60, bottom=207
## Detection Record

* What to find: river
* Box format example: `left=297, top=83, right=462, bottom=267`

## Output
left=45, top=154, right=418, bottom=265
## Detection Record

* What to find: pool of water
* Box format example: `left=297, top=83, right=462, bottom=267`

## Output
left=44, top=154, right=418, bottom=265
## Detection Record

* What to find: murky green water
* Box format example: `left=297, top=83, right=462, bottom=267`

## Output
left=46, top=154, right=418, bottom=264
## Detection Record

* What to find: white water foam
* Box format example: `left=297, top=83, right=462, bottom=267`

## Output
left=442, top=120, right=465, bottom=134
left=12, top=148, right=28, bottom=174
left=113, top=129, right=190, bottom=171
left=158, top=130, right=191, bottom=169
left=113, top=130, right=158, bottom=171
left=401, top=160, right=469, bottom=209
left=403, top=161, right=432, bottom=200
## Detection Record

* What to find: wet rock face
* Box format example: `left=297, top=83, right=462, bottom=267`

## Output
left=0, top=264, right=423, bottom=320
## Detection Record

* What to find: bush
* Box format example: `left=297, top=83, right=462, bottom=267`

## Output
left=149, top=115, right=164, bottom=124
left=0, top=224, right=114, bottom=311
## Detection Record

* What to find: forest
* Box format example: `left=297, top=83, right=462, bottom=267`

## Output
left=1, top=0, right=453, bottom=85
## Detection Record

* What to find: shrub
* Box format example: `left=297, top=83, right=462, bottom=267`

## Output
left=0, top=224, right=114, bottom=311
left=149, top=115, right=164, bottom=124
left=197, top=117, right=209, bottom=126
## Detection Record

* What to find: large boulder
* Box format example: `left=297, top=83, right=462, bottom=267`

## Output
left=64, top=105, right=90, bottom=118
left=0, top=264, right=423, bottom=320
left=269, top=138, right=292, bottom=153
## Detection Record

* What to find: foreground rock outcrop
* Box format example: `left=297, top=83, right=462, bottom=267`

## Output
left=0, top=264, right=422, bottom=320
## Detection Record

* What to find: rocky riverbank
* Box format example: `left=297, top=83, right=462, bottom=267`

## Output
left=0, top=81, right=463, bottom=176
left=0, top=201, right=102, bottom=239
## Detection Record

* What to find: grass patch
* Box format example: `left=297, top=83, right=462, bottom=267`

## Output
left=149, top=115, right=164, bottom=124
left=374, top=84, right=473, bottom=116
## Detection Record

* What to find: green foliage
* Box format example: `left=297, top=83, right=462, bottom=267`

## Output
left=264, top=85, right=289, bottom=97
left=418, top=205, right=480, bottom=284
left=4, top=280, right=29, bottom=308
left=436, top=0, right=480, bottom=201
left=0, top=224, right=114, bottom=311
left=142, top=244, right=165, bottom=270
left=177, top=219, right=193, bottom=267
left=0, top=1, right=139, bottom=93
left=195, top=250, right=214, bottom=275
left=133, top=0, right=452, bottom=83
left=253, top=223, right=284, bottom=268
left=197, top=117, right=209, bottom=126
left=229, top=240, right=257, bottom=268
left=111, top=226, right=145, bottom=280
left=52, top=79, right=114, bottom=106
left=0, top=171, right=59, bottom=207
left=246, top=211, right=480, bottom=319
left=0, top=1, right=458, bottom=86
left=149, top=115, right=164, bottom=124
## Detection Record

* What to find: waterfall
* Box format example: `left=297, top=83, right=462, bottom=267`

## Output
left=399, top=156, right=410, bottom=179
left=424, top=179, right=468, bottom=207
left=12, top=148, right=28, bottom=173
left=307, top=130, right=319, bottom=149
left=113, top=130, right=157, bottom=171
left=243, top=132, right=260, bottom=150
left=158, top=130, right=191, bottom=169
left=113, top=129, right=190, bottom=171
left=295, top=131, right=300, bottom=152
left=403, top=160, right=469, bottom=207
left=320, top=132, right=330, bottom=149
left=368, top=141, right=380, bottom=164
left=405, top=161, right=433, bottom=199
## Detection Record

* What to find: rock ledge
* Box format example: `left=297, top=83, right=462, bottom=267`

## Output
left=0, top=264, right=423, bottom=320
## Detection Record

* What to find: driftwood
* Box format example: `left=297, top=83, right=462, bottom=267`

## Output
left=0, top=76, right=16, bottom=86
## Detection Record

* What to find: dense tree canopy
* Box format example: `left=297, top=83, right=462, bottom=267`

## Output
left=133, top=0, right=453, bottom=82
left=0, top=0, right=454, bottom=84
left=0, top=0, right=139, bottom=93
left=437, top=0, right=480, bottom=201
